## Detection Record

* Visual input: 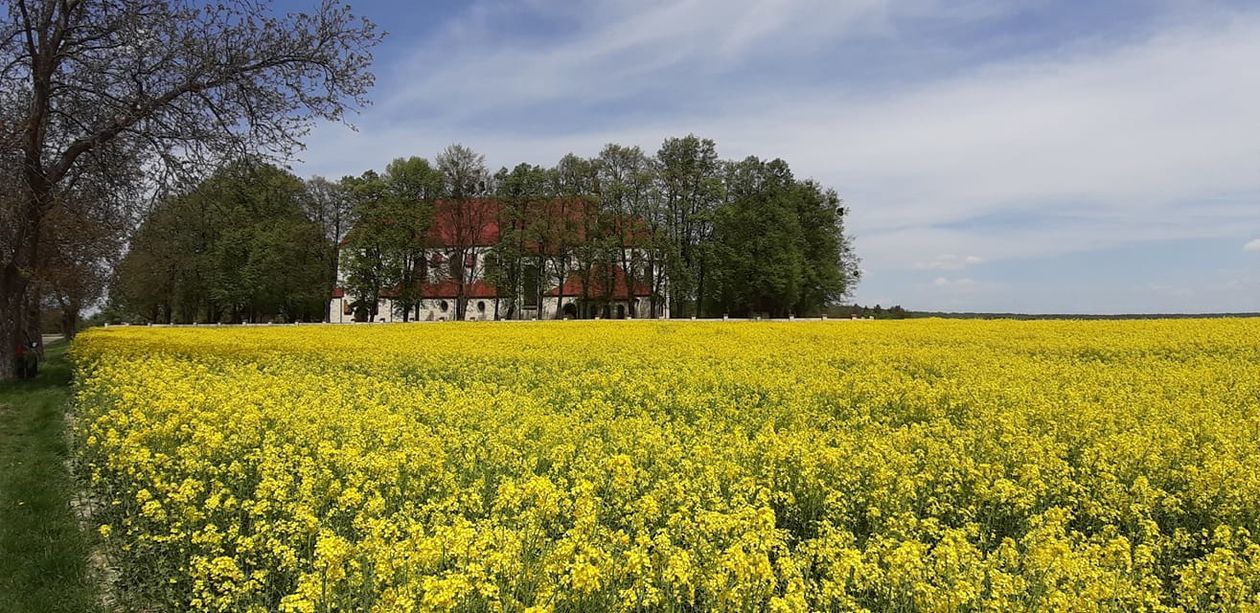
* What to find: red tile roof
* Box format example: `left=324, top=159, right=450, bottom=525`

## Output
left=426, top=199, right=501, bottom=247
left=545, top=266, right=651, bottom=299
left=344, top=280, right=501, bottom=301
left=418, top=279, right=500, bottom=299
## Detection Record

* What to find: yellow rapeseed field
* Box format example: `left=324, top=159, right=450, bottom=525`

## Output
left=71, top=319, right=1260, bottom=611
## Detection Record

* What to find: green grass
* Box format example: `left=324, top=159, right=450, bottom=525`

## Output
left=0, top=341, right=101, bottom=613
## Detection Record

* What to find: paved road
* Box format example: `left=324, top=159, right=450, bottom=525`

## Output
left=41, top=334, right=65, bottom=346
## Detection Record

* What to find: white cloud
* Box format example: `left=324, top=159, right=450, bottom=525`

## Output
left=378, top=0, right=995, bottom=117
left=932, top=277, right=977, bottom=288
left=913, top=254, right=984, bottom=270
left=1245, top=238, right=1260, bottom=252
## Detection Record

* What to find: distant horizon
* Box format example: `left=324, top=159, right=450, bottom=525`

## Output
left=275, top=0, right=1260, bottom=314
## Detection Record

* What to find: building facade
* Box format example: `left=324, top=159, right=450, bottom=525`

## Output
left=329, top=199, right=666, bottom=322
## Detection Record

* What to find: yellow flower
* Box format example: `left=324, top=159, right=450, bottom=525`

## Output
left=69, top=319, right=1260, bottom=611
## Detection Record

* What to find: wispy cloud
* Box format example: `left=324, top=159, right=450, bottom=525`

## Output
left=914, top=255, right=984, bottom=271
left=1245, top=238, right=1260, bottom=252
left=932, top=277, right=978, bottom=289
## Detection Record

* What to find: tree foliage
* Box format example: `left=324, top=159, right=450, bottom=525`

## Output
left=113, top=161, right=328, bottom=323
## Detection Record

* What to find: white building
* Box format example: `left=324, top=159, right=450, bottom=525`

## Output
left=329, top=199, right=665, bottom=322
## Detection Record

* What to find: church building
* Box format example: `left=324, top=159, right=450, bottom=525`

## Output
left=329, top=199, right=664, bottom=322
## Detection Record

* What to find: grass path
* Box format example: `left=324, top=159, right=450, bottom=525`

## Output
left=0, top=341, right=101, bottom=612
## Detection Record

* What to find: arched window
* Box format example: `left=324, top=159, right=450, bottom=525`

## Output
left=439, top=300, right=449, bottom=312
left=477, top=301, right=486, bottom=313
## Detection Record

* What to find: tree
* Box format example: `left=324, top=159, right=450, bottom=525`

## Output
left=595, top=144, right=658, bottom=317
left=304, top=177, right=355, bottom=322
left=656, top=135, right=723, bottom=317
left=381, top=157, right=442, bottom=321
left=435, top=144, right=494, bottom=320
left=792, top=181, right=860, bottom=314
left=114, top=161, right=329, bottom=323
left=38, top=192, right=125, bottom=338
left=489, top=163, right=550, bottom=320
left=708, top=157, right=805, bottom=317
left=1, top=0, right=380, bottom=378
left=706, top=157, right=861, bottom=317
left=340, top=171, right=399, bottom=322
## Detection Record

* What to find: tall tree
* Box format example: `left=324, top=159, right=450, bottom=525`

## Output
left=708, top=157, right=805, bottom=317
left=304, top=177, right=355, bottom=322
left=535, top=155, right=592, bottom=318
left=595, top=144, right=658, bottom=317
left=707, top=157, right=861, bottom=317
left=38, top=190, right=126, bottom=338
left=792, top=181, right=861, bottom=314
left=0, top=0, right=380, bottom=378
left=489, top=163, right=549, bottom=319
left=656, top=135, right=723, bottom=317
left=339, top=171, right=399, bottom=322
left=381, top=157, right=442, bottom=321
left=435, top=144, right=493, bottom=320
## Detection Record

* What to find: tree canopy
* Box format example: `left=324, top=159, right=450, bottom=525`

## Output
left=113, top=161, right=328, bottom=323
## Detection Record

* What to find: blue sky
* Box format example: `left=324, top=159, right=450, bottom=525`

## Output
left=287, top=0, right=1260, bottom=314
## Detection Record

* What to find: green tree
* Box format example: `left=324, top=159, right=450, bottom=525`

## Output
left=656, top=135, right=723, bottom=317
left=340, top=171, right=401, bottom=322
left=115, top=161, right=328, bottom=323
left=382, top=157, right=442, bottom=321
left=304, top=177, right=356, bottom=322
left=435, top=145, right=495, bottom=320
left=792, top=181, right=860, bottom=314
left=490, top=163, right=550, bottom=319
left=594, top=144, right=658, bottom=318
left=708, top=157, right=805, bottom=317
left=706, top=157, right=861, bottom=317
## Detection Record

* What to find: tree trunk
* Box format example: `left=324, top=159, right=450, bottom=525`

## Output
left=696, top=260, right=706, bottom=318
left=1, top=187, right=46, bottom=381
left=62, top=300, right=80, bottom=341
left=325, top=248, right=340, bottom=323
left=0, top=264, right=26, bottom=382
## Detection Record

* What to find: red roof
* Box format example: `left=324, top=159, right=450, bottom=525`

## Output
left=352, top=280, right=500, bottom=301
left=331, top=287, right=346, bottom=298
left=546, top=266, right=651, bottom=299
left=418, top=279, right=500, bottom=299
left=426, top=199, right=501, bottom=247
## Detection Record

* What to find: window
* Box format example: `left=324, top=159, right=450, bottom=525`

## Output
left=343, top=300, right=352, bottom=316
left=477, top=301, right=486, bottom=313
left=464, top=253, right=477, bottom=269
left=523, top=264, right=540, bottom=307
left=439, top=300, right=449, bottom=312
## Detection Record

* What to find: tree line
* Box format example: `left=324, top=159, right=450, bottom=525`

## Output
left=112, top=137, right=861, bottom=323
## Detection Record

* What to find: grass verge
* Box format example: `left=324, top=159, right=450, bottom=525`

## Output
left=0, top=341, right=101, bottom=612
